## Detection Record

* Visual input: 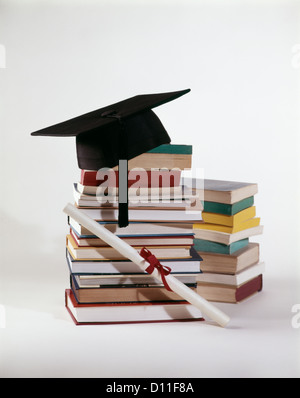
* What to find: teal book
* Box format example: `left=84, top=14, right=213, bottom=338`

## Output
left=203, top=196, right=254, bottom=215
left=147, top=144, right=192, bottom=155
left=193, top=238, right=249, bottom=254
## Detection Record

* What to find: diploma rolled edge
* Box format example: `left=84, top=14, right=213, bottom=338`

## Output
left=63, top=203, right=230, bottom=328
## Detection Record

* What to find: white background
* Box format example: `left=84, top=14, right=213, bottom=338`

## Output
left=0, top=0, right=300, bottom=378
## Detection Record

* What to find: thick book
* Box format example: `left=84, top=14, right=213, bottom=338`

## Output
left=193, top=217, right=260, bottom=234
left=66, top=247, right=202, bottom=275
left=203, top=196, right=254, bottom=215
left=198, top=243, right=260, bottom=274
left=117, top=152, right=192, bottom=170
left=193, top=225, right=263, bottom=245
left=193, top=238, right=249, bottom=255
left=76, top=206, right=202, bottom=223
left=69, top=218, right=194, bottom=237
left=70, top=275, right=198, bottom=304
left=80, top=169, right=182, bottom=187
left=197, top=261, right=265, bottom=285
left=65, top=289, right=205, bottom=325
left=66, top=234, right=192, bottom=261
left=202, top=206, right=256, bottom=227
left=70, top=228, right=194, bottom=248
left=196, top=274, right=263, bottom=303
left=184, top=178, right=258, bottom=204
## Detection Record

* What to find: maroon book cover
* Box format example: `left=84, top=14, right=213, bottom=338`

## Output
left=80, top=169, right=181, bottom=188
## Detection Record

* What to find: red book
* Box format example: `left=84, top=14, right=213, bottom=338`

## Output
left=80, top=169, right=181, bottom=188
left=65, top=289, right=205, bottom=325
left=197, top=274, right=263, bottom=303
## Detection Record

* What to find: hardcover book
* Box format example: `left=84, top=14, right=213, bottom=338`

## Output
left=69, top=218, right=194, bottom=237
left=196, top=274, right=263, bottom=303
left=70, top=228, right=194, bottom=248
left=80, top=169, right=182, bottom=188
left=66, top=234, right=192, bottom=261
left=70, top=275, right=198, bottom=304
left=66, top=247, right=202, bottom=275
left=65, top=289, right=205, bottom=325
left=76, top=206, right=202, bottom=223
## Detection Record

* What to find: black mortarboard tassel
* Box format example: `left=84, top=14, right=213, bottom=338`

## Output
left=31, top=89, right=191, bottom=227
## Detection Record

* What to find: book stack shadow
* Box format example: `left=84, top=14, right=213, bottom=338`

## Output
left=193, top=180, right=264, bottom=303
left=65, top=144, right=205, bottom=325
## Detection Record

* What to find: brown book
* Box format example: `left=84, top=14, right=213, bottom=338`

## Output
left=71, top=278, right=197, bottom=304
left=198, top=243, right=259, bottom=274
left=196, top=274, right=263, bottom=303
left=116, top=153, right=192, bottom=170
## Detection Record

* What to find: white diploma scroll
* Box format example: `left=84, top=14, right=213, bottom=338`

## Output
left=63, top=203, right=230, bottom=327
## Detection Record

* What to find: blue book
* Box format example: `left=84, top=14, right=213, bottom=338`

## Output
left=193, top=238, right=249, bottom=255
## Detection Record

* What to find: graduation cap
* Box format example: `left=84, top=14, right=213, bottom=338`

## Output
left=31, top=88, right=191, bottom=227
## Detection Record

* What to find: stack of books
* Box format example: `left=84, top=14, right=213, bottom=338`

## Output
left=192, top=179, right=265, bottom=303
left=65, top=144, right=205, bottom=325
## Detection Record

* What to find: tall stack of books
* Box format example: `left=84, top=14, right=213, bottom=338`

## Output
left=65, top=144, right=205, bottom=325
left=192, top=179, right=265, bottom=303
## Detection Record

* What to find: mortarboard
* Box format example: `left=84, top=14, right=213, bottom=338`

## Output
left=31, top=88, right=191, bottom=227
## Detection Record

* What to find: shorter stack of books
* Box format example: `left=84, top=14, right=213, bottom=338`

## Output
left=192, top=179, right=264, bottom=303
left=65, top=144, right=205, bottom=325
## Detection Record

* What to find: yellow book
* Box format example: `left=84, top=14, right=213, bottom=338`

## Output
left=202, top=206, right=256, bottom=227
left=194, top=217, right=260, bottom=234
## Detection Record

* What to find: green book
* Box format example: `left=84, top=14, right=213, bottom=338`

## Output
left=147, top=144, right=193, bottom=155
left=203, top=196, right=254, bottom=216
left=193, top=238, right=249, bottom=255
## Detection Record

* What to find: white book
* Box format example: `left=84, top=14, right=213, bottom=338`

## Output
left=77, top=206, right=202, bottom=222
left=193, top=225, right=264, bottom=245
left=197, top=262, right=265, bottom=286
left=66, top=251, right=201, bottom=274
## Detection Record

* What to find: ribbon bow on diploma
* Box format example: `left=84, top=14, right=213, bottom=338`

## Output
left=140, top=248, right=172, bottom=291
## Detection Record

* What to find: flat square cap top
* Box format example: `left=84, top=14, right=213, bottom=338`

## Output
left=31, top=89, right=191, bottom=138
left=31, top=89, right=190, bottom=170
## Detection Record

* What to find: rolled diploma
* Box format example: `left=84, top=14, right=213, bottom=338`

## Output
left=63, top=203, right=230, bottom=328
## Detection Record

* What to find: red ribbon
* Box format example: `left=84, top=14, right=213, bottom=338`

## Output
left=140, top=247, right=173, bottom=291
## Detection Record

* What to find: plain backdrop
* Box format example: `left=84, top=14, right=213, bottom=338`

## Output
left=0, top=0, right=300, bottom=378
